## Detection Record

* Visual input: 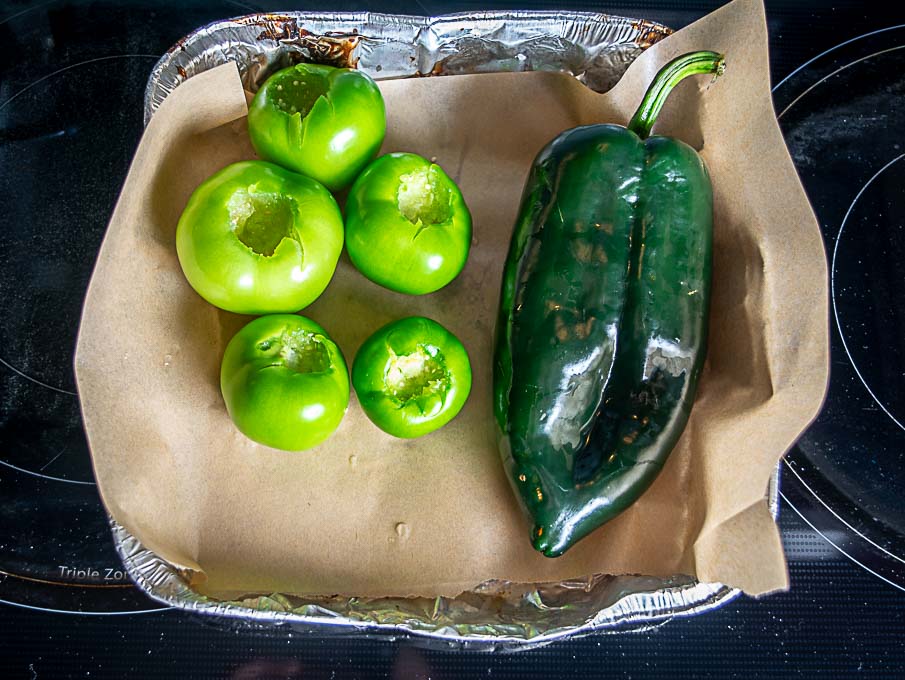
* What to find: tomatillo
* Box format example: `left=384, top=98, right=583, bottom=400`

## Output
left=247, top=63, right=386, bottom=191
left=345, top=153, right=472, bottom=295
left=176, top=160, right=343, bottom=315
left=220, top=314, right=350, bottom=451
left=352, top=316, right=471, bottom=438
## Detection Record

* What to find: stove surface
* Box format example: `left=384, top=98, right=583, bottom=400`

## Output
left=0, top=31, right=167, bottom=611
left=774, top=22, right=905, bottom=590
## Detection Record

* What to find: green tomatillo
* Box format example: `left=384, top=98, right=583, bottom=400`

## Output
left=344, top=153, right=472, bottom=295
left=220, top=314, right=350, bottom=451
left=176, top=160, right=343, bottom=315
left=247, top=63, right=386, bottom=192
left=352, top=316, right=472, bottom=438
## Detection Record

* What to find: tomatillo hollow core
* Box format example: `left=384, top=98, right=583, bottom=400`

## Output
left=352, top=316, right=472, bottom=438
left=247, top=63, right=386, bottom=192
left=176, top=160, right=344, bottom=315
left=344, top=153, right=472, bottom=295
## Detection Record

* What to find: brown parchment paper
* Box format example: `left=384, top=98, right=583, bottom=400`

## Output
left=75, top=0, right=829, bottom=599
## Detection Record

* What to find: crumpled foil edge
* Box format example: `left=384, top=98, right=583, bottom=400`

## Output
left=114, top=10, right=781, bottom=650
left=143, top=10, right=673, bottom=123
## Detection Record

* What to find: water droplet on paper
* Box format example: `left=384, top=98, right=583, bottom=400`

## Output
left=163, top=354, right=173, bottom=367
left=395, top=522, right=411, bottom=539
left=348, top=455, right=358, bottom=466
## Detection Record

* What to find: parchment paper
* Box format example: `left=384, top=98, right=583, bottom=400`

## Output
left=75, top=0, right=829, bottom=599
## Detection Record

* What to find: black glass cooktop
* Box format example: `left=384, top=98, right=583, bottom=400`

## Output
left=0, top=42, right=166, bottom=613
left=773, top=23, right=905, bottom=590
left=2, top=0, right=905, bottom=676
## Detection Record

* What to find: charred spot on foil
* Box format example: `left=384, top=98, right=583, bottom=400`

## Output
left=254, top=17, right=301, bottom=42
left=243, top=16, right=361, bottom=68
left=310, top=34, right=361, bottom=67
left=416, top=57, right=452, bottom=77
left=237, top=13, right=299, bottom=36
left=630, top=20, right=673, bottom=49
left=167, top=32, right=192, bottom=55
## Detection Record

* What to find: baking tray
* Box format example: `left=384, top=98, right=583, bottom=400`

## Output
left=114, top=9, right=780, bottom=650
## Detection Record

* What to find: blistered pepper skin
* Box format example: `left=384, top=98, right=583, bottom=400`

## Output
left=494, top=52, right=722, bottom=557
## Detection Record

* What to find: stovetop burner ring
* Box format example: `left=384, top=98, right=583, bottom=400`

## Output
left=774, top=22, right=905, bottom=590
left=831, top=151, right=905, bottom=433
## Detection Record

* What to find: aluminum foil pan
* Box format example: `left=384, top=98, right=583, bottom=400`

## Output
left=122, top=10, right=781, bottom=650
left=144, top=10, right=672, bottom=122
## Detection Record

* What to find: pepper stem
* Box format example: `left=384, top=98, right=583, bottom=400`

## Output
left=627, top=51, right=725, bottom=140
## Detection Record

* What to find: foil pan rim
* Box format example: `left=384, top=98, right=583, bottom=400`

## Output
left=143, top=9, right=673, bottom=123
left=123, top=10, right=780, bottom=648
left=113, top=467, right=777, bottom=648
left=111, top=517, right=741, bottom=649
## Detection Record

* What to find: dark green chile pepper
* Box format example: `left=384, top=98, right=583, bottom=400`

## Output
left=493, top=51, right=725, bottom=557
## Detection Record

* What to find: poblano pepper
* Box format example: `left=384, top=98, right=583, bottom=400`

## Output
left=493, top=51, right=725, bottom=557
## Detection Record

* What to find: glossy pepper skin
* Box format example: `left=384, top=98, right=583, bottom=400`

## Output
left=493, top=52, right=724, bottom=557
